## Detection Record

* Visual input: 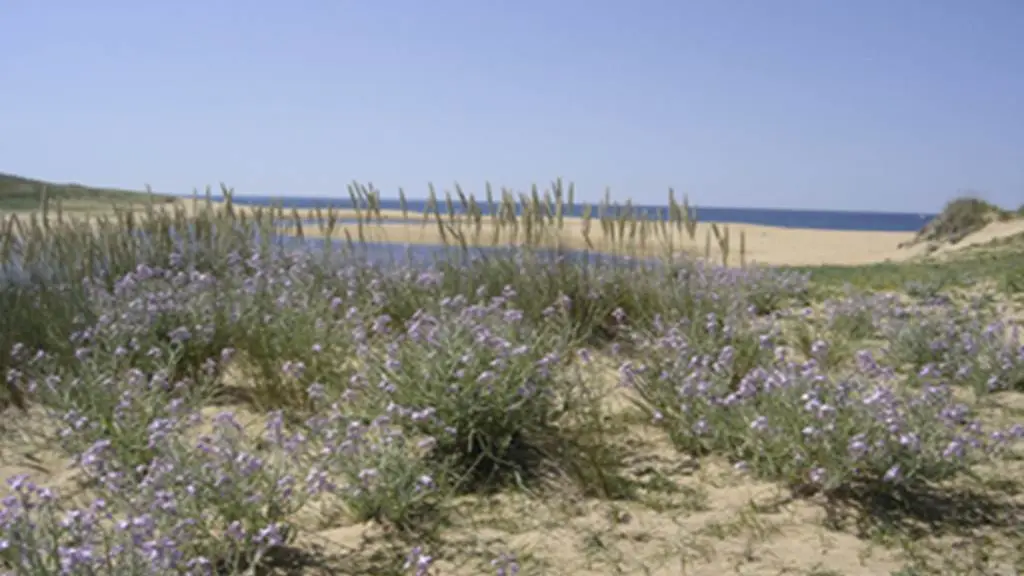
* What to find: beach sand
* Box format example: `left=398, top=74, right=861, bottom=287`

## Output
left=284, top=215, right=917, bottom=267
left=200, top=202, right=1024, bottom=266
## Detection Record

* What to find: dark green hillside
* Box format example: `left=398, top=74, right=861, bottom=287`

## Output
left=0, top=172, right=177, bottom=211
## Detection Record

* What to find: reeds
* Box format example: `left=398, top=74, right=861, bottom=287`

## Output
left=0, top=182, right=750, bottom=288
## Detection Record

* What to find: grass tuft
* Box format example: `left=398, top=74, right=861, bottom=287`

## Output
left=909, top=196, right=1015, bottom=247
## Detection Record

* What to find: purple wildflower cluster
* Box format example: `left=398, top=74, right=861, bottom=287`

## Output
left=879, top=300, right=1024, bottom=395
left=626, top=295, right=1024, bottom=495
left=0, top=232, right=1022, bottom=574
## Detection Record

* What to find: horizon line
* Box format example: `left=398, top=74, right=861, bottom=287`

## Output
left=219, top=194, right=938, bottom=217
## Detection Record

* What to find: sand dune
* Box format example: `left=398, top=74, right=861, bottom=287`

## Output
left=894, top=218, right=1024, bottom=260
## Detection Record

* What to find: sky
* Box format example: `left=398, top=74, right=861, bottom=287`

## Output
left=2, top=1, right=1022, bottom=213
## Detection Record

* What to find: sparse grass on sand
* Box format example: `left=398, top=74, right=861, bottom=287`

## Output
left=902, top=196, right=1022, bottom=250
left=1, top=182, right=1023, bottom=575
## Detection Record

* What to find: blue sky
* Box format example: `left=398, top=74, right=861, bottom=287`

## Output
left=2, top=1, right=1021, bottom=212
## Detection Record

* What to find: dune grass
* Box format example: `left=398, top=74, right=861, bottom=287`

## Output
left=0, top=182, right=1022, bottom=575
left=790, top=230, right=1024, bottom=298
left=270, top=181, right=739, bottom=264
left=906, top=196, right=1021, bottom=249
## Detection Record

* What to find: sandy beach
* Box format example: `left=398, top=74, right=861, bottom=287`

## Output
left=279, top=213, right=918, bottom=267
left=0, top=200, right=922, bottom=267
left=13, top=199, right=1024, bottom=267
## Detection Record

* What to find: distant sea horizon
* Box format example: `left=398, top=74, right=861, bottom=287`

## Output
left=230, top=195, right=935, bottom=232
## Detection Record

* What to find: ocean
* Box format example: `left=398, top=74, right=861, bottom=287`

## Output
left=231, top=196, right=935, bottom=233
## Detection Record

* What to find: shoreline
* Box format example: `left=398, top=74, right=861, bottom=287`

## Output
left=228, top=196, right=937, bottom=232
left=275, top=214, right=916, bottom=267
left=0, top=200, right=920, bottom=267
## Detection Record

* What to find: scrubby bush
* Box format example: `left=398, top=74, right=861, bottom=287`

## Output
left=914, top=197, right=1010, bottom=246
